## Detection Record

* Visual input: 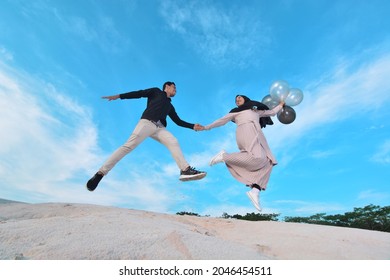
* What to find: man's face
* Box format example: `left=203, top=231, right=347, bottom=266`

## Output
left=165, top=84, right=176, bottom=97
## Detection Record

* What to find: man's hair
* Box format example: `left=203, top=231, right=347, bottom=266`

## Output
left=162, top=81, right=175, bottom=90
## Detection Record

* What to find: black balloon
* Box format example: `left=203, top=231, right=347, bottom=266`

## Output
left=277, top=106, right=296, bottom=124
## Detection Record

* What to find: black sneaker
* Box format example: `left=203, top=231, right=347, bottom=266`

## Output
left=179, top=166, right=206, bottom=181
left=86, top=172, right=103, bottom=191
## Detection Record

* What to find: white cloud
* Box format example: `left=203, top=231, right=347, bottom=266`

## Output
left=0, top=62, right=101, bottom=199
left=265, top=52, right=390, bottom=151
left=0, top=69, right=198, bottom=213
left=100, top=172, right=180, bottom=213
left=0, top=46, right=13, bottom=61
left=189, top=52, right=390, bottom=178
left=45, top=5, right=130, bottom=53
left=159, top=0, right=271, bottom=68
left=187, top=51, right=390, bottom=173
left=0, top=61, right=190, bottom=212
left=357, top=189, right=390, bottom=202
left=371, top=139, right=390, bottom=164
left=65, top=16, right=98, bottom=42
left=273, top=200, right=346, bottom=217
left=310, top=149, right=337, bottom=159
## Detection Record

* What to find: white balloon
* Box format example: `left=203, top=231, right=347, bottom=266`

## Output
left=262, top=94, right=273, bottom=104
left=285, top=88, right=304, bottom=106
left=269, top=80, right=290, bottom=102
left=262, top=95, right=279, bottom=109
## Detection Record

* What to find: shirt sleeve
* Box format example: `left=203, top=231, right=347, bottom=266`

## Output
left=168, top=106, right=194, bottom=129
left=204, top=113, right=235, bottom=130
left=119, top=87, right=157, bottom=99
left=256, top=104, right=283, bottom=117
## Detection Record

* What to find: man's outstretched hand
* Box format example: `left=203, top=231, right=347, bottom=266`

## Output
left=102, top=94, right=120, bottom=101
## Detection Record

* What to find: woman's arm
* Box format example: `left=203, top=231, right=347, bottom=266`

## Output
left=204, top=113, right=235, bottom=130
left=256, top=103, right=284, bottom=117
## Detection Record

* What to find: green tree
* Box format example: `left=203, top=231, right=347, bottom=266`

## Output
left=176, top=211, right=200, bottom=217
left=222, top=212, right=279, bottom=221
left=284, top=204, right=390, bottom=233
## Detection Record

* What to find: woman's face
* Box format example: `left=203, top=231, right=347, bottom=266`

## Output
left=236, top=96, right=245, bottom=107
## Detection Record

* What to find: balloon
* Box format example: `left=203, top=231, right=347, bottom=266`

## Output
left=269, top=80, right=290, bottom=102
left=277, top=106, right=296, bottom=124
left=262, top=94, right=274, bottom=104
left=261, top=94, right=279, bottom=109
left=285, top=88, right=304, bottom=106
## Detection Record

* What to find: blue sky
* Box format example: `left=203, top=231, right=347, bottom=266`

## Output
left=1, top=0, right=389, bottom=218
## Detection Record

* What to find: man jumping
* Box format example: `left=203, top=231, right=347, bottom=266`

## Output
left=86, top=81, right=206, bottom=191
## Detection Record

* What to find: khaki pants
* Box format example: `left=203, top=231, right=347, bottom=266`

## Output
left=99, top=119, right=189, bottom=175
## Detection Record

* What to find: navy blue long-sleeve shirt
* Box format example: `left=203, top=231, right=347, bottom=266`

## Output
left=119, top=87, right=194, bottom=129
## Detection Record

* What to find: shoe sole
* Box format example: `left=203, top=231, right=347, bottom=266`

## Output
left=179, top=172, right=207, bottom=182
left=246, top=191, right=261, bottom=212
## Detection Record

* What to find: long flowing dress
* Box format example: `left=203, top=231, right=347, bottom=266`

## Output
left=205, top=104, right=282, bottom=189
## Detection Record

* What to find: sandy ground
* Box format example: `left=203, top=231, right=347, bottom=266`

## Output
left=1, top=200, right=389, bottom=260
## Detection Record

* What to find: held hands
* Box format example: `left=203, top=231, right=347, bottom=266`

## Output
left=102, top=94, right=120, bottom=101
left=194, top=124, right=205, bottom=131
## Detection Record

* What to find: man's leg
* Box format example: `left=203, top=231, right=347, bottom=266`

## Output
left=152, top=128, right=206, bottom=181
left=151, top=128, right=189, bottom=170
left=86, top=120, right=156, bottom=191
left=99, top=120, right=156, bottom=174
